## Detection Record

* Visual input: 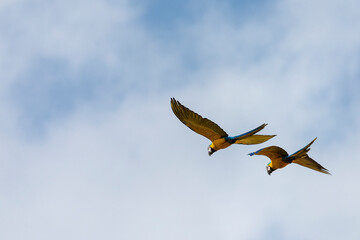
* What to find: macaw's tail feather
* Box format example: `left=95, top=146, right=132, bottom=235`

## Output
left=290, top=138, right=331, bottom=175
left=293, top=156, right=331, bottom=175
left=235, top=135, right=276, bottom=145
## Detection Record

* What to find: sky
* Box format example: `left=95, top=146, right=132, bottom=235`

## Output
left=0, top=0, right=360, bottom=239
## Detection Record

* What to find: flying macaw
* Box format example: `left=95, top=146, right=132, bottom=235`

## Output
left=170, top=98, right=276, bottom=155
left=249, top=138, right=330, bottom=175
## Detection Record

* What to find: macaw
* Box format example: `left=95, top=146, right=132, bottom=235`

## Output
left=170, top=98, right=276, bottom=155
left=249, top=138, right=330, bottom=175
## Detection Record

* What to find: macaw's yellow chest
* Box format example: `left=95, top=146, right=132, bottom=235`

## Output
left=211, top=138, right=232, bottom=151
left=270, top=158, right=290, bottom=170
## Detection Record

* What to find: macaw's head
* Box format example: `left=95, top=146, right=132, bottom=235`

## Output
left=266, top=163, right=275, bottom=175
left=208, top=145, right=216, bottom=156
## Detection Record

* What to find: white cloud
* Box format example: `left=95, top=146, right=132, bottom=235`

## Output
left=0, top=0, right=138, bottom=65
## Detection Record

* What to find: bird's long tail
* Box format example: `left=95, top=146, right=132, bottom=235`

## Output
left=290, top=137, right=331, bottom=175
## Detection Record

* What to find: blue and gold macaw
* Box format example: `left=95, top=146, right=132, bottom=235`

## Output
left=249, top=138, right=330, bottom=175
left=171, top=98, right=276, bottom=155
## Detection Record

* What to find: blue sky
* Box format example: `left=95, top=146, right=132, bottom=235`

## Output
left=0, top=0, right=360, bottom=239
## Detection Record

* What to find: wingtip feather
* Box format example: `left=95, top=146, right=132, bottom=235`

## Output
left=322, top=168, right=331, bottom=175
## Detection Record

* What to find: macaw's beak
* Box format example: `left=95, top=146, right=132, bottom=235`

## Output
left=208, top=146, right=215, bottom=156
left=266, top=165, right=274, bottom=176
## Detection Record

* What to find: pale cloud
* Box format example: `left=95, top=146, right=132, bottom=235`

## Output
left=0, top=0, right=183, bottom=135
left=0, top=0, right=137, bottom=65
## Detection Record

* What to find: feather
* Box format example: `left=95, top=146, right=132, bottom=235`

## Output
left=235, top=135, right=276, bottom=145
left=289, top=138, right=317, bottom=158
left=293, top=155, right=331, bottom=175
left=170, top=98, right=228, bottom=141
left=249, top=146, right=288, bottom=159
left=229, top=123, right=267, bottom=139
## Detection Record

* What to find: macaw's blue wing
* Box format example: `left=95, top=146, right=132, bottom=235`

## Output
left=170, top=98, right=228, bottom=141
left=290, top=138, right=331, bottom=175
left=231, top=123, right=267, bottom=139
left=288, top=137, right=317, bottom=159
left=248, top=146, right=288, bottom=160
left=225, top=123, right=275, bottom=145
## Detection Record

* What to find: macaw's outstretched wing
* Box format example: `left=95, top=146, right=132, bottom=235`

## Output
left=235, top=135, right=276, bottom=145
left=288, top=138, right=317, bottom=159
left=293, top=156, right=331, bottom=175
left=171, top=98, right=228, bottom=141
left=231, top=123, right=267, bottom=139
left=248, top=146, right=288, bottom=160
left=226, top=123, right=275, bottom=144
